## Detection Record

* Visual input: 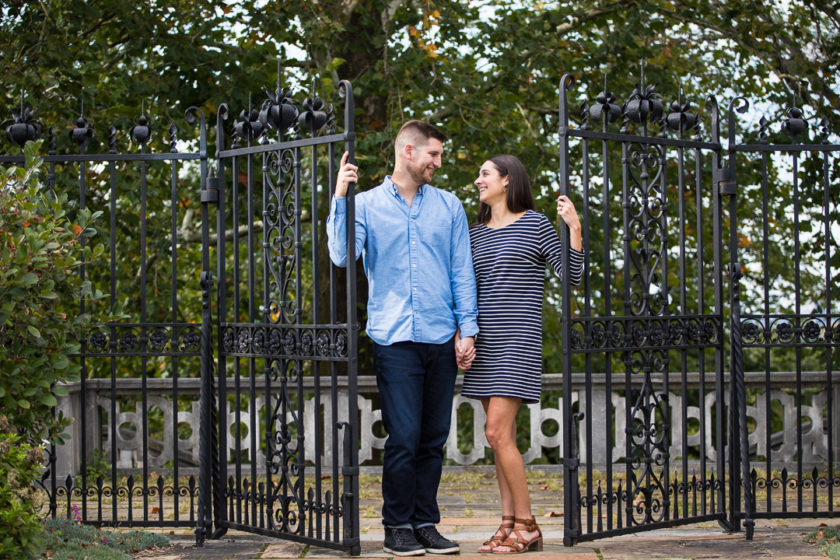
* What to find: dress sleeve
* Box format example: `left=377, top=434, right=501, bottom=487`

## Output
left=537, top=213, right=584, bottom=286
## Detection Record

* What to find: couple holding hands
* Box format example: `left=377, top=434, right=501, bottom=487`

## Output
left=327, top=120, right=583, bottom=556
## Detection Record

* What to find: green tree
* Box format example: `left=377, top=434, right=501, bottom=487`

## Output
left=1, top=0, right=836, bottom=377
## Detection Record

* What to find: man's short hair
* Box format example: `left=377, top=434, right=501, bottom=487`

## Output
left=395, top=120, right=447, bottom=152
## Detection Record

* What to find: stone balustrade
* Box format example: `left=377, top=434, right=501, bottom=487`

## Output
left=54, top=372, right=840, bottom=477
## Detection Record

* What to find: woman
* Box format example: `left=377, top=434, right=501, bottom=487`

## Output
left=456, top=154, right=583, bottom=554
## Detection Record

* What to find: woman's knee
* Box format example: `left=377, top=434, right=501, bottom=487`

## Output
left=485, top=421, right=514, bottom=450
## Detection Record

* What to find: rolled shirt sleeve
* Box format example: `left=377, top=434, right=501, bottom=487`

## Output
left=327, top=195, right=366, bottom=267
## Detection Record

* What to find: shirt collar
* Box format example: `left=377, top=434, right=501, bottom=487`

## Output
left=386, top=175, right=425, bottom=198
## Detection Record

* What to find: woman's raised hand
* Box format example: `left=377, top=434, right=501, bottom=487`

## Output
left=556, top=195, right=581, bottom=232
left=335, top=151, right=358, bottom=198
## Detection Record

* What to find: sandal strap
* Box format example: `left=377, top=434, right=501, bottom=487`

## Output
left=513, top=516, right=538, bottom=532
left=498, top=531, right=529, bottom=552
left=482, top=517, right=515, bottom=547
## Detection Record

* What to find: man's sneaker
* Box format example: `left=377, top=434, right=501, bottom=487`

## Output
left=414, top=525, right=460, bottom=554
left=384, top=527, right=426, bottom=556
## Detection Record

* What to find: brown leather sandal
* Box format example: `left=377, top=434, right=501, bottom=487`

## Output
left=478, top=515, right=514, bottom=553
left=492, top=516, right=543, bottom=554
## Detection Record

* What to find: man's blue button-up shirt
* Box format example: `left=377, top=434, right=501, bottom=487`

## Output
left=327, top=176, right=479, bottom=346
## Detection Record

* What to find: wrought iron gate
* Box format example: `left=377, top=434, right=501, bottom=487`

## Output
left=208, top=75, right=360, bottom=554
left=3, top=64, right=838, bottom=555
left=726, top=97, right=840, bottom=531
left=0, top=72, right=360, bottom=554
left=558, top=70, right=840, bottom=545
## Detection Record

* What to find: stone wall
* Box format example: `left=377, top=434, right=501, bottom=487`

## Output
left=54, top=372, right=840, bottom=477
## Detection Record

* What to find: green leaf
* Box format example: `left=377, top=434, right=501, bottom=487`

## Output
left=52, top=385, right=69, bottom=397
left=27, top=325, right=41, bottom=338
left=21, top=272, right=39, bottom=286
left=18, top=399, right=30, bottom=409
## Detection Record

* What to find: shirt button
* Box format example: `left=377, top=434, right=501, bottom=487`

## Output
left=412, top=264, right=417, bottom=267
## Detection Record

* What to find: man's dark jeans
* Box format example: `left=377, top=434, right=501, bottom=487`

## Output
left=373, top=337, right=458, bottom=527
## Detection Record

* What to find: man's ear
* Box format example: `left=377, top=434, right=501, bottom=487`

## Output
left=404, top=143, right=414, bottom=161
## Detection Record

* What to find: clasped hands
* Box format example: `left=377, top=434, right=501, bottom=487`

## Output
left=454, top=330, right=475, bottom=370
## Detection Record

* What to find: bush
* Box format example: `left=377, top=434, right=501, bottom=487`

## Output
left=0, top=417, right=44, bottom=559
left=0, top=141, right=108, bottom=558
left=0, top=140, right=106, bottom=442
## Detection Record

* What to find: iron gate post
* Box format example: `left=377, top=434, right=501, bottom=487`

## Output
left=723, top=98, right=755, bottom=539
left=339, top=79, right=361, bottom=556
left=212, top=105, right=231, bottom=540
left=558, top=73, right=581, bottom=547
left=189, top=106, right=215, bottom=545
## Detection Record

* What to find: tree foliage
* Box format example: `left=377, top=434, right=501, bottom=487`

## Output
left=1, top=0, right=836, bottom=376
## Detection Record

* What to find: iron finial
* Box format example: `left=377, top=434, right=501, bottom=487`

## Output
left=70, top=97, right=95, bottom=149
left=4, top=89, right=42, bottom=149
left=589, top=71, right=620, bottom=125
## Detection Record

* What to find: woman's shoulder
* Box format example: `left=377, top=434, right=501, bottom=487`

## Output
left=522, top=209, right=551, bottom=226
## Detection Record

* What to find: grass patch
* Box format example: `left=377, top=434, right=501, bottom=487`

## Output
left=37, top=519, right=169, bottom=560
left=804, top=524, right=840, bottom=560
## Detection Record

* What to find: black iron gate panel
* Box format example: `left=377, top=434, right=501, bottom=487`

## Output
left=725, top=99, right=840, bottom=527
left=211, top=74, right=360, bottom=554
left=558, top=72, right=730, bottom=544
left=0, top=97, right=209, bottom=530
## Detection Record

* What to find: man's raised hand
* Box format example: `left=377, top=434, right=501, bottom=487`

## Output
left=335, top=151, right=358, bottom=199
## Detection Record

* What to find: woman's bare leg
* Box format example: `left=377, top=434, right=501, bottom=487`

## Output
left=484, top=396, right=540, bottom=550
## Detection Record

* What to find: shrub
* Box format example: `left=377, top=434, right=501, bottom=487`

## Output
left=0, top=141, right=108, bottom=558
left=0, top=417, right=44, bottom=559
left=0, top=140, right=106, bottom=442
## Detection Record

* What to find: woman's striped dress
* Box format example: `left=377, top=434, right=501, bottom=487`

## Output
left=461, top=210, right=584, bottom=404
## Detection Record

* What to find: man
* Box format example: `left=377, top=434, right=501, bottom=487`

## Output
left=327, top=120, right=478, bottom=556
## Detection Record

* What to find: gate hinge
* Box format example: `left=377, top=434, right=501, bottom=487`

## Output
left=202, top=176, right=221, bottom=203
left=714, top=167, right=736, bottom=195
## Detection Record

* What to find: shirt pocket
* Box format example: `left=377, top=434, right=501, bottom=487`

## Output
left=418, top=222, right=451, bottom=251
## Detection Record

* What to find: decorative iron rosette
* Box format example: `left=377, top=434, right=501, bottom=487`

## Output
left=316, top=330, right=331, bottom=356
left=118, top=328, right=140, bottom=352
left=741, top=319, right=762, bottom=344
left=89, top=330, right=109, bottom=351
left=335, top=331, right=348, bottom=357
left=222, top=327, right=235, bottom=353
left=180, top=326, right=201, bottom=351
left=801, top=317, right=823, bottom=343
left=148, top=328, right=170, bottom=351
left=771, top=318, right=795, bottom=343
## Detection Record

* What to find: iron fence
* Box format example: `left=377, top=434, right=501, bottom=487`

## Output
left=1, top=64, right=838, bottom=555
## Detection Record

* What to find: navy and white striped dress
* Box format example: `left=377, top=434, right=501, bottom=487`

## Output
left=461, top=210, right=584, bottom=404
